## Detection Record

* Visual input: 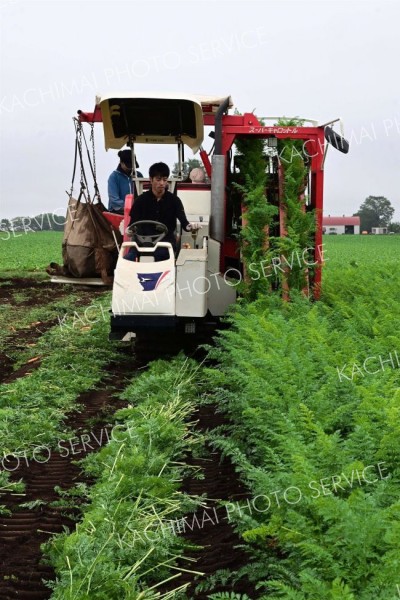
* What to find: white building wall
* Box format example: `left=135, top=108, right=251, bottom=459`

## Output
left=326, top=225, right=345, bottom=234
left=325, top=225, right=360, bottom=234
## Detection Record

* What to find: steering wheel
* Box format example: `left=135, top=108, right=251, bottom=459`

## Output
left=126, top=220, right=168, bottom=246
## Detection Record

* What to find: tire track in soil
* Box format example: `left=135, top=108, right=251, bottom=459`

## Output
left=0, top=355, right=135, bottom=599
left=0, top=278, right=108, bottom=385
left=1, top=312, right=238, bottom=598
left=0, top=280, right=72, bottom=307
left=1, top=320, right=57, bottom=384
left=0, top=337, right=198, bottom=599
left=163, top=405, right=257, bottom=600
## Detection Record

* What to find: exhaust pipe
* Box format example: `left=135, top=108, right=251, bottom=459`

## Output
left=214, top=96, right=230, bottom=155
left=211, top=97, right=230, bottom=243
left=210, top=155, right=225, bottom=243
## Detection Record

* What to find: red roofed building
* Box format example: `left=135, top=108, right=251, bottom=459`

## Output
left=323, top=216, right=360, bottom=235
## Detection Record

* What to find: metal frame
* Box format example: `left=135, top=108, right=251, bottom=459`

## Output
left=203, top=110, right=326, bottom=297
left=78, top=100, right=334, bottom=299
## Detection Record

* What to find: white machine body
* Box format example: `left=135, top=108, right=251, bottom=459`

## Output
left=112, top=242, right=176, bottom=315
left=111, top=186, right=236, bottom=322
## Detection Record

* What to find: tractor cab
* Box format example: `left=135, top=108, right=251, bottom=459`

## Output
left=93, top=94, right=232, bottom=340
left=96, top=93, right=209, bottom=245
left=99, top=92, right=204, bottom=193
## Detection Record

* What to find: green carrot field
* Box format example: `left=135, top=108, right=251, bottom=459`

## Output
left=0, top=232, right=399, bottom=599
left=0, top=231, right=63, bottom=274
left=0, top=231, right=398, bottom=274
left=323, top=234, right=399, bottom=266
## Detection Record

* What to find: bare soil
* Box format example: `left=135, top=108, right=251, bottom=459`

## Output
left=0, top=359, right=132, bottom=599
left=0, top=278, right=254, bottom=598
left=162, top=405, right=257, bottom=599
left=0, top=277, right=107, bottom=384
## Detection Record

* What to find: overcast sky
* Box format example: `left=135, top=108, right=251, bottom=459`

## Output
left=1, top=0, right=399, bottom=221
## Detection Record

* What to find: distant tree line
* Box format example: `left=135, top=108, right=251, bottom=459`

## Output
left=354, top=196, right=399, bottom=232
left=0, top=213, right=65, bottom=233
left=389, top=221, right=400, bottom=233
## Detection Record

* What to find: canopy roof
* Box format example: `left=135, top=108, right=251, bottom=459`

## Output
left=98, top=93, right=203, bottom=152
left=96, top=92, right=232, bottom=152
left=323, top=216, right=360, bottom=226
left=193, top=94, right=233, bottom=115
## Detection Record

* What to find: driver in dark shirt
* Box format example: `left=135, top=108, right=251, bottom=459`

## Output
left=126, top=162, right=196, bottom=261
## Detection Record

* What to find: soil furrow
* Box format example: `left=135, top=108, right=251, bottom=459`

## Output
left=0, top=277, right=108, bottom=384
left=1, top=286, right=226, bottom=598
left=166, top=405, right=256, bottom=599
left=0, top=358, right=134, bottom=599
